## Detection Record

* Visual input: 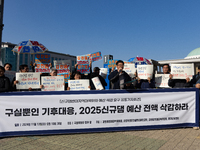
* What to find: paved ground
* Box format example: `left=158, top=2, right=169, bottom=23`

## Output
left=1, top=128, right=200, bottom=150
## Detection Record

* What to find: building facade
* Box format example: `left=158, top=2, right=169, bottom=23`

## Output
left=157, top=47, right=200, bottom=74
left=1, top=42, right=76, bottom=71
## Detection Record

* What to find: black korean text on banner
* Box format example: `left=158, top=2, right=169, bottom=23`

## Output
left=0, top=89, right=197, bottom=137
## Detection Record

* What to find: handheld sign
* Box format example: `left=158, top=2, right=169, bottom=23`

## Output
left=54, top=60, right=71, bottom=73
left=123, top=63, right=136, bottom=78
left=35, top=54, right=51, bottom=73
left=68, top=79, right=90, bottom=91
left=41, top=76, right=64, bottom=91
left=107, top=60, right=132, bottom=69
left=155, top=74, right=170, bottom=88
left=137, top=65, right=153, bottom=79
left=90, top=51, right=102, bottom=62
left=16, top=73, right=40, bottom=89
left=100, top=68, right=108, bottom=79
left=54, top=60, right=71, bottom=83
left=57, top=74, right=70, bottom=84
left=108, top=60, right=118, bottom=68
left=171, top=64, right=194, bottom=79
left=4, top=71, right=16, bottom=83
left=77, top=55, right=90, bottom=74
left=124, top=61, right=133, bottom=64
left=92, top=77, right=104, bottom=90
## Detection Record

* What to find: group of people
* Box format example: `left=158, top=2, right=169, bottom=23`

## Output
left=108, top=60, right=200, bottom=90
left=1, top=60, right=200, bottom=93
left=0, top=62, right=107, bottom=92
left=108, top=60, right=155, bottom=90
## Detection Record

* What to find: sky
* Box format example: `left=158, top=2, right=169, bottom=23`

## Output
left=2, top=0, right=200, bottom=68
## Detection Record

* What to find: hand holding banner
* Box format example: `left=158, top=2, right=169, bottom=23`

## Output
left=123, top=63, right=136, bottom=78
left=41, top=76, right=64, bottom=91
left=90, top=51, right=102, bottom=62
left=155, top=74, right=170, bottom=88
left=137, top=65, right=153, bottom=79
left=54, top=60, right=71, bottom=83
left=77, top=55, right=90, bottom=74
left=68, top=79, right=90, bottom=90
left=100, top=68, right=108, bottom=79
left=16, top=73, right=40, bottom=89
left=35, top=54, right=51, bottom=73
left=54, top=60, right=71, bottom=73
left=108, top=60, right=118, bottom=68
left=171, top=64, right=194, bottom=79
left=92, top=77, right=104, bottom=90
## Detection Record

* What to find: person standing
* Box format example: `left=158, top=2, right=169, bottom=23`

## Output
left=4, top=63, right=12, bottom=71
left=191, top=66, right=200, bottom=88
left=11, top=64, right=31, bottom=91
left=108, top=60, right=132, bottom=89
left=162, top=64, right=170, bottom=74
left=90, top=67, right=107, bottom=90
left=0, top=66, right=10, bottom=92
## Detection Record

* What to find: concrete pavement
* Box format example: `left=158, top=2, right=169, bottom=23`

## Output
left=1, top=128, right=200, bottom=150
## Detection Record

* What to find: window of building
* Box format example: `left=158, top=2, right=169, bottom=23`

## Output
left=51, top=57, right=54, bottom=67
left=31, top=54, right=34, bottom=62
left=25, top=54, right=28, bottom=65
left=19, top=54, right=23, bottom=65
left=72, top=60, right=75, bottom=66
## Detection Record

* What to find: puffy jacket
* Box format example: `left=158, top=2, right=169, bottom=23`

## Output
left=0, top=75, right=10, bottom=92
left=168, top=79, right=192, bottom=88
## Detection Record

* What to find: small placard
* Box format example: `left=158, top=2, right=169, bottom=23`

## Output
left=41, top=76, right=64, bottom=91
left=155, top=74, right=170, bottom=88
left=16, top=73, right=40, bottom=89
left=92, top=77, right=104, bottom=90
left=171, top=64, right=194, bottom=79
left=68, top=79, right=90, bottom=91
left=137, top=65, right=153, bottom=79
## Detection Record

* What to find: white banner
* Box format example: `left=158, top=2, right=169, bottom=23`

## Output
left=100, top=68, right=108, bottom=79
left=92, top=77, right=104, bottom=90
left=137, top=65, right=153, bottom=79
left=41, top=76, right=64, bottom=91
left=123, top=64, right=136, bottom=78
left=155, top=74, right=170, bottom=88
left=16, top=73, right=40, bottom=89
left=171, top=64, right=194, bottom=79
left=68, top=79, right=90, bottom=90
left=4, top=71, right=16, bottom=82
left=0, top=90, right=196, bottom=135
